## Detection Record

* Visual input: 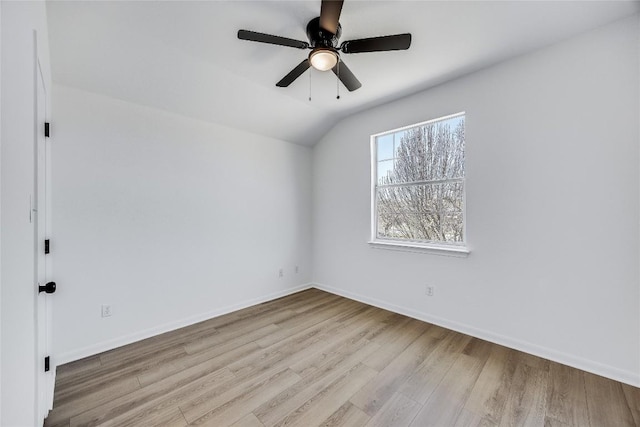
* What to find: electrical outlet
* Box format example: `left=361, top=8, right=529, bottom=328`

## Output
left=426, top=286, right=435, bottom=297
left=295, top=265, right=299, bottom=274
left=279, top=268, right=284, bottom=278
left=101, top=304, right=112, bottom=317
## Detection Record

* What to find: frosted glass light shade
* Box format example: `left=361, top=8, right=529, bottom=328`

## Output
left=309, top=49, right=338, bottom=71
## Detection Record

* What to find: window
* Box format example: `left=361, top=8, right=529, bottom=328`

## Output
left=371, top=112, right=466, bottom=251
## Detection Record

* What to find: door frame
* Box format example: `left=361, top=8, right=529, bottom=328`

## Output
left=34, top=30, right=54, bottom=423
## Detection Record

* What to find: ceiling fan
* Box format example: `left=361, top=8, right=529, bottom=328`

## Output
left=237, top=0, right=411, bottom=92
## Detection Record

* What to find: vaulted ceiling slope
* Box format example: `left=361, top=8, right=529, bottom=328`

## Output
left=47, top=1, right=639, bottom=146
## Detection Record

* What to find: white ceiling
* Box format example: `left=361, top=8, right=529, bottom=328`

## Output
left=47, top=1, right=639, bottom=146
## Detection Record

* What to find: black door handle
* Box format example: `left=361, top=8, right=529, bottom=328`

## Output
left=39, top=282, right=56, bottom=294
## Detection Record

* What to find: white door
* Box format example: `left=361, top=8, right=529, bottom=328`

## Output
left=35, top=55, right=55, bottom=423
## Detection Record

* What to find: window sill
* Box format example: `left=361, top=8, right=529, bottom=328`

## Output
left=368, top=240, right=470, bottom=257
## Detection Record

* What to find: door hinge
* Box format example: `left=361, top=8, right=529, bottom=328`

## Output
left=44, top=122, right=50, bottom=138
left=44, top=356, right=50, bottom=372
left=44, top=239, right=50, bottom=254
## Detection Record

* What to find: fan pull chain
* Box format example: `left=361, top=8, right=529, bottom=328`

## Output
left=336, top=60, right=341, bottom=100
left=309, top=68, right=312, bottom=101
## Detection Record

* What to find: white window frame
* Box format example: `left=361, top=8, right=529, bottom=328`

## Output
left=369, top=112, right=469, bottom=255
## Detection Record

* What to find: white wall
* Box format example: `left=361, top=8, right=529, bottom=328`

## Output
left=0, top=0, right=3, bottom=422
left=313, top=15, right=640, bottom=386
left=52, top=86, right=312, bottom=363
left=1, top=1, right=52, bottom=425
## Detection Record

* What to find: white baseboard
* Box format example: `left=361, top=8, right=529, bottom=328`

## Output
left=313, top=283, right=640, bottom=388
left=56, top=283, right=313, bottom=365
left=56, top=281, right=639, bottom=388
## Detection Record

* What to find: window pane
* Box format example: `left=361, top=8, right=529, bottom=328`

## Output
left=376, top=181, right=464, bottom=243
left=377, top=186, right=405, bottom=216
left=393, top=128, right=427, bottom=184
left=389, top=117, right=465, bottom=184
left=441, top=213, right=464, bottom=242
left=439, top=181, right=464, bottom=213
left=377, top=214, right=406, bottom=239
left=377, top=160, right=394, bottom=185
left=394, top=131, right=409, bottom=158
left=426, top=116, right=465, bottom=180
left=376, top=134, right=394, bottom=161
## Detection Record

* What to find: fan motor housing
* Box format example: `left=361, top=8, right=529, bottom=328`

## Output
left=306, top=17, right=341, bottom=48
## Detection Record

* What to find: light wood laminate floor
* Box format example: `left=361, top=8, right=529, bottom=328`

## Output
left=45, top=289, right=640, bottom=427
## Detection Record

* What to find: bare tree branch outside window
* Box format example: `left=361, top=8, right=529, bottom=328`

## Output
left=374, top=114, right=465, bottom=244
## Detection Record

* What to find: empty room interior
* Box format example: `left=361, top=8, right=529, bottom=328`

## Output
left=1, top=0, right=640, bottom=426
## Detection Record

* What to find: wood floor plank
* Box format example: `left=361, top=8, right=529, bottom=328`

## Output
left=97, top=325, right=218, bottom=369
left=544, top=362, right=590, bottom=426
left=47, top=290, right=639, bottom=427
left=498, top=357, right=549, bottom=427
left=351, top=327, right=441, bottom=416
left=584, top=371, right=636, bottom=426
left=99, top=405, right=188, bottom=427
left=320, top=401, right=370, bottom=427
left=232, top=315, right=348, bottom=371
left=287, top=294, right=358, bottom=318
left=360, top=312, right=408, bottom=342
left=254, top=332, right=380, bottom=426
left=157, top=289, right=324, bottom=353
left=186, top=369, right=301, bottom=426
left=543, top=416, right=574, bottom=427
left=215, top=289, right=327, bottom=324
left=254, top=311, right=385, bottom=419
left=255, top=300, right=367, bottom=348
left=54, top=345, right=188, bottom=405
left=229, top=305, right=384, bottom=381
left=451, top=407, right=485, bottom=427
left=398, top=331, right=472, bottom=404
left=139, top=340, right=260, bottom=387
left=286, top=290, right=344, bottom=314
left=287, top=309, right=389, bottom=376
left=230, top=413, right=265, bottom=427
left=461, top=345, right=518, bottom=425
left=364, top=392, right=421, bottom=427
left=177, top=365, right=292, bottom=423
left=44, top=376, right=140, bottom=426
left=622, top=383, right=640, bottom=426
left=410, top=338, right=492, bottom=426
left=362, top=318, right=429, bottom=371
left=183, top=311, right=295, bottom=355
left=55, top=355, right=102, bottom=381
left=67, top=367, right=236, bottom=426
left=271, top=363, right=378, bottom=427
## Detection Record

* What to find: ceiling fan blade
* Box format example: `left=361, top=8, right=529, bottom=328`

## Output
left=319, top=0, right=344, bottom=35
left=276, top=59, right=311, bottom=87
left=332, top=60, right=361, bottom=92
left=341, top=33, right=412, bottom=54
left=238, top=30, right=309, bottom=49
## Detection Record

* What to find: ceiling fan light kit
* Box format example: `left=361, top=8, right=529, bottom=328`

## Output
left=309, top=48, right=338, bottom=71
left=237, top=0, right=412, bottom=93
